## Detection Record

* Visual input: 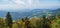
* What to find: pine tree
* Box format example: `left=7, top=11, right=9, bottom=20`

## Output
left=42, top=15, right=51, bottom=28
left=25, top=17, right=32, bottom=28
left=25, top=17, right=29, bottom=21
left=5, top=12, right=13, bottom=28
left=22, top=18, right=25, bottom=22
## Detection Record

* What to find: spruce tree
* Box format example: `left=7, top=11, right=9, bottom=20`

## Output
left=43, top=15, right=51, bottom=28
left=25, top=17, right=32, bottom=28
left=6, top=12, right=13, bottom=28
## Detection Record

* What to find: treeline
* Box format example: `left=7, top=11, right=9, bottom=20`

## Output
left=0, top=12, right=60, bottom=28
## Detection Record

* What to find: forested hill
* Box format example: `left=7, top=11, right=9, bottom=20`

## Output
left=0, top=9, right=60, bottom=20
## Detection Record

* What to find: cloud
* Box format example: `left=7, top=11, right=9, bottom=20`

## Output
left=12, top=0, right=26, bottom=5
left=0, top=0, right=60, bottom=11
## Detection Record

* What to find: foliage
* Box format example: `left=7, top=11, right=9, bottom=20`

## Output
left=0, top=12, right=60, bottom=28
left=5, top=12, right=13, bottom=28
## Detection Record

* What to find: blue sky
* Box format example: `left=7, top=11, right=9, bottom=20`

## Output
left=0, top=0, right=60, bottom=11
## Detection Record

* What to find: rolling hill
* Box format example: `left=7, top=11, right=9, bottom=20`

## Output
left=0, top=9, right=60, bottom=20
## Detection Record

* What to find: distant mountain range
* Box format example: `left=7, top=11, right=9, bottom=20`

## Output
left=0, top=9, right=60, bottom=20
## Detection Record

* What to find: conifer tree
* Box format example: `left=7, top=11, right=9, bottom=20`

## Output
left=22, top=18, right=25, bottom=22
left=25, top=17, right=32, bottom=28
left=43, top=15, right=51, bottom=28
left=6, top=12, right=13, bottom=28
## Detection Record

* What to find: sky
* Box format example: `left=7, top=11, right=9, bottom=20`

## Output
left=0, top=0, right=60, bottom=11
